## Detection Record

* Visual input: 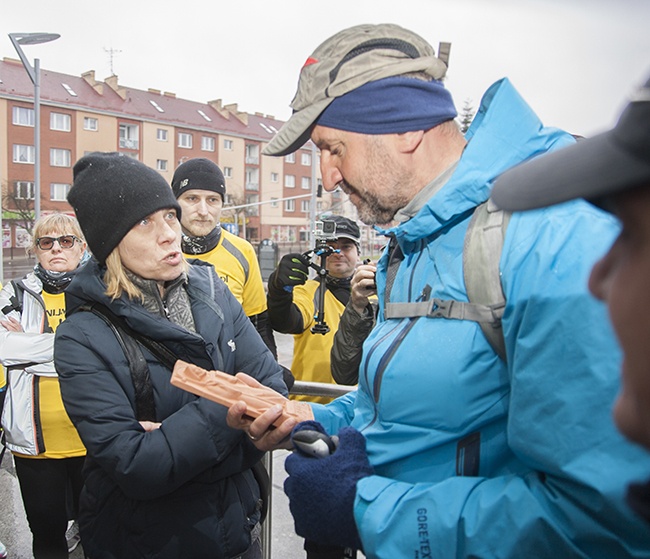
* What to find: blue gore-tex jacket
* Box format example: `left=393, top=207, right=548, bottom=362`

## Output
left=311, top=79, right=650, bottom=558
left=55, top=259, right=286, bottom=559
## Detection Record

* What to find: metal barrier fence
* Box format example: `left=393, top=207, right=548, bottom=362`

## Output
left=261, top=380, right=356, bottom=559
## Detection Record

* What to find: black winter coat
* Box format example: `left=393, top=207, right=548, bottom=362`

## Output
left=54, top=259, right=286, bottom=559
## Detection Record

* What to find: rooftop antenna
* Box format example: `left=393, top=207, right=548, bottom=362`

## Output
left=103, top=46, right=122, bottom=75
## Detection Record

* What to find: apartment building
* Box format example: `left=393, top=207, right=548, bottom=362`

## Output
left=0, top=56, right=349, bottom=252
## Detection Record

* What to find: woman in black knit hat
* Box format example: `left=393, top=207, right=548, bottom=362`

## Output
left=54, top=152, right=287, bottom=559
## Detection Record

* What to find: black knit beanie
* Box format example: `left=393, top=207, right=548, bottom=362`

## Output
left=171, top=158, right=226, bottom=201
left=68, top=152, right=181, bottom=264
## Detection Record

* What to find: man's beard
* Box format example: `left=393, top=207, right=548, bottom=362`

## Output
left=341, top=181, right=404, bottom=226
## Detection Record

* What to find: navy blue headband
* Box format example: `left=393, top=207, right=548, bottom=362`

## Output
left=316, top=76, right=457, bottom=134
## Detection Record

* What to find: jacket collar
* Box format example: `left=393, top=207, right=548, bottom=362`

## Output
left=376, top=78, right=575, bottom=243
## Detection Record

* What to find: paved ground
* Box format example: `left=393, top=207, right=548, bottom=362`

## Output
left=0, top=333, right=314, bottom=559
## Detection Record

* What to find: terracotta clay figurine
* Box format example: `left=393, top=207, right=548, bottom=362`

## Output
left=171, top=360, right=312, bottom=427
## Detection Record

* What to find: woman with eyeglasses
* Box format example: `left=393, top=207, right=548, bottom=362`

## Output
left=0, top=213, right=88, bottom=559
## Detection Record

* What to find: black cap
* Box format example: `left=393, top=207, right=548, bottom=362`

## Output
left=327, top=215, right=361, bottom=242
left=68, top=152, right=180, bottom=264
left=171, top=158, right=226, bottom=201
left=492, top=75, right=650, bottom=211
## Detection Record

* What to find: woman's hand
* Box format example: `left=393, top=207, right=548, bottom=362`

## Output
left=139, top=421, right=162, bottom=431
left=226, top=373, right=303, bottom=451
left=0, top=316, right=24, bottom=332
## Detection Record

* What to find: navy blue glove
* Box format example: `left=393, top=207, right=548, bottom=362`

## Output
left=274, top=253, right=310, bottom=291
left=284, top=421, right=374, bottom=550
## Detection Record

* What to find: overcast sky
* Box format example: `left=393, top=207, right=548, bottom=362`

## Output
left=3, top=0, right=648, bottom=137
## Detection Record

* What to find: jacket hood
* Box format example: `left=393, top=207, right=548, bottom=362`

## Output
left=380, top=78, right=574, bottom=242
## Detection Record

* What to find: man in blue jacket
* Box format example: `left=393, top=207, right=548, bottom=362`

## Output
left=228, top=24, right=650, bottom=557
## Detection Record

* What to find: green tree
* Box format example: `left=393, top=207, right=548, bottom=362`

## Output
left=457, top=98, right=475, bottom=134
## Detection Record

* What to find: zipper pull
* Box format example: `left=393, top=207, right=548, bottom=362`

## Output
left=418, top=284, right=432, bottom=302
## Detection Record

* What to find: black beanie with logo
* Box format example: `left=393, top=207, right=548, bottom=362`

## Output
left=171, top=158, right=226, bottom=201
left=68, top=152, right=181, bottom=264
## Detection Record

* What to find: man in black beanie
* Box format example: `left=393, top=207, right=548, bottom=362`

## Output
left=171, top=158, right=278, bottom=357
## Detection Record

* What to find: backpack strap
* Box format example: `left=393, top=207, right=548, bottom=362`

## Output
left=463, top=199, right=510, bottom=361
left=1, top=280, right=25, bottom=316
left=383, top=200, right=511, bottom=361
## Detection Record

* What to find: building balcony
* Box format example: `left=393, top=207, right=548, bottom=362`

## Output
left=119, top=138, right=139, bottom=150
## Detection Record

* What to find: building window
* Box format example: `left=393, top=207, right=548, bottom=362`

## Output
left=285, top=153, right=295, bottom=163
left=178, top=132, right=193, bottom=148
left=15, top=181, right=35, bottom=200
left=271, top=172, right=279, bottom=183
left=285, top=199, right=295, bottom=212
left=270, top=197, right=279, bottom=208
left=149, top=99, right=164, bottom=113
left=223, top=166, right=233, bottom=178
left=83, top=117, right=98, bottom=131
left=13, top=144, right=35, bottom=164
left=301, top=200, right=310, bottom=213
left=50, top=148, right=71, bottom=167
left=301, top=152, right=311, bottom=166
left=157, top=128, right=168, bottom=141
left=50, top=112, right=71, bottom=132
left=245, top=144, right=259, bottom=164
left=301, top=177, right=311, bottom=190
left=156, top=159, right=168, bottom=172
left=12, top=106, right=34, bottom=127
left=197, top=109, right=212, bottom=122
left=119, top=123, right=139, bottom=149
left=246, top=167, right=259, bottom=190
left=224, top=139, right=233, bottom=150
left=201, top=136, right=215, bottom=151
left=246, top=194, right=259, bottom=216
left=50, top=183, right=70, bottom=201
left=284, top=174, right=295, bottom=188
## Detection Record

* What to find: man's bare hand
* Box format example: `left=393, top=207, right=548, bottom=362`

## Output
left=351, top=262, right=377, bottom=315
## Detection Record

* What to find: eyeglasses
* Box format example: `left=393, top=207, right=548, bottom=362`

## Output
left=35, top=235, right=80, bottom=250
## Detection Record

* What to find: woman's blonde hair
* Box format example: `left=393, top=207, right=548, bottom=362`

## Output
left=31, top=213, right=85, bottom=254
left=103, top=246, right=189, bottom=301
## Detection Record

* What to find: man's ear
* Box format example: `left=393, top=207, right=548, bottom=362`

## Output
left=396, top=130, right=424, bottom=153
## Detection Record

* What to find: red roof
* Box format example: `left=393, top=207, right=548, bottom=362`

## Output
left=0, top=58, right=294, bottom=144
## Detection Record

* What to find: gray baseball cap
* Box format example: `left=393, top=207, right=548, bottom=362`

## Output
left=491, top=75, right=650, bottom=211
left=263, top=23, right=449, bottom=157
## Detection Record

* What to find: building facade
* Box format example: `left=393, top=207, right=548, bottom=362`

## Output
left=0, top=57, right=374, bottom=258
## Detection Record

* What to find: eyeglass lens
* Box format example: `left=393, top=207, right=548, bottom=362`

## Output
left=37, top=236, right=76, bottom=250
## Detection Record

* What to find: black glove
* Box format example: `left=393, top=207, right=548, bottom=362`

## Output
left=273, top=253, right=310, bottom=291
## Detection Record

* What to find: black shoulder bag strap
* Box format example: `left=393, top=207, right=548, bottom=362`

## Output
left=78, top=303, right=168, bottom=422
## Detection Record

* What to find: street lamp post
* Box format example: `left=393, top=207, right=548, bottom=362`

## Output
left=8, top=32, right=60, bottom=225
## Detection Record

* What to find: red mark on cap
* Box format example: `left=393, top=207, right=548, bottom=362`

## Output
left=301, top=57, right=318, bottom=70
